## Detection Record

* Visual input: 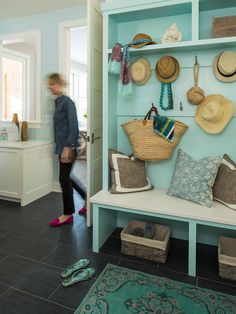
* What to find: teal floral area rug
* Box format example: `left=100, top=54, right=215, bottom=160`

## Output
left=75, top=264, right=236, bottom=314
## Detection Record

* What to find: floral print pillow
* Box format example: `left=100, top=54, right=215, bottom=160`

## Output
left=167, top=149, right=222, bottom=207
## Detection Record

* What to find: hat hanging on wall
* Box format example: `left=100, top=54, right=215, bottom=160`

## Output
left=155, top=56, right=180, bottom=111
left=195, top=94, right=235, bottom=134
left=213, top=51, right=236, bottom=83
left=155, top=56, right=180, bottom=83
left=129, top=33, right=156, bottom=49
left=130, top=58, right=151, bottom=85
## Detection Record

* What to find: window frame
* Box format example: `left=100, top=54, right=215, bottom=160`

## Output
left=70, top=69, right=88, bottom=131
left=2, top=48, right=30, bottom=122
left=0, top=29, right=41, bottom=127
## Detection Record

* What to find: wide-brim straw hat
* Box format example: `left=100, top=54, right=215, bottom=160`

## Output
left=155, top=56, right=180, bottom=83
left=130, top=33, right=156, bottom=48
left=195, top=94, right=235, bottom=134
left=213, top=51, right=236, bottom=83
left=131, top=58, right=151, bottom=85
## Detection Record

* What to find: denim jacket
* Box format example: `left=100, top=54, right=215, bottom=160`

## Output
left=54, top=95, right=78, bottom=155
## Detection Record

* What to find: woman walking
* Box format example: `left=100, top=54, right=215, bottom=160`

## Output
left=47, top=73, right=86, bottom=227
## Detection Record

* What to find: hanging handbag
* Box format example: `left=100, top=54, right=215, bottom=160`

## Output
left=122, top=105, right=188, bottom=161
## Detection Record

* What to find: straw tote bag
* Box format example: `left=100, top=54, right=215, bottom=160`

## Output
left=122, top=105, right=188, bottom=161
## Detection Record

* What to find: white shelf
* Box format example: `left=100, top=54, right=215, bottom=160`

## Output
left=107, top=36, right=236, bottom=55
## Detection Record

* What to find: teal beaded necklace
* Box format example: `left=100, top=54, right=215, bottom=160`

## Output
left=159, top=82, right=173, bottom=111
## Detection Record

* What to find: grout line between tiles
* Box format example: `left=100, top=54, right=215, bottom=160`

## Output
left=34, top=226, right=51, bottom=237
left=0, top=253, right=12, bottom=265
left=40, top=243, right=61, bottom=262
left=47, top=282, right=63, bottom=301
left=8, top=253, right=65, bottom=271
left=0, top=286, right=11, bottom=299
left=0, top=232, right=10, bottom=240
left=9, top=287, right=75, bottom=311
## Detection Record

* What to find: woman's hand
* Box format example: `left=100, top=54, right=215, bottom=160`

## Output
left=60, top=147, right=75, bottom=163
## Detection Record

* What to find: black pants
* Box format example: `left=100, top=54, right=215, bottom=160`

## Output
left=59, top=160, right=86, bottom=215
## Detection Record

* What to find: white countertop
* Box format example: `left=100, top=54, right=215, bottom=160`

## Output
left=0, top=140, right=53, bottom=149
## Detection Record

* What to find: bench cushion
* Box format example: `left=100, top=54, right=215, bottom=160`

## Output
left=167, top=149, right=222, bottom=207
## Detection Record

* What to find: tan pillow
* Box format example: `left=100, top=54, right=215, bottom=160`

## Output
left=109, top=149, right=153, bottom=193
left=213, top=154, right=236, bottom=210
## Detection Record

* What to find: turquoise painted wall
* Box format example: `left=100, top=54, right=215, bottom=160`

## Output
left=117, top=47, right=236, bottom=189
left=0, top=6, right=87, bottom=141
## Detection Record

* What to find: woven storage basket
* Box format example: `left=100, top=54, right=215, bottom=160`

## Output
left=121, top=220, right=171, bottom=263
left=218, top=236, right=236, bottom=281
left=122, top=119, right=188, bottom=161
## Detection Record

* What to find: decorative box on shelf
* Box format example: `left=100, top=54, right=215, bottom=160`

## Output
left=218, top=236, right=236, bottom=281
left=212, top=16, right=236, bottom=38
left=121, top=220, right=171, bottom=263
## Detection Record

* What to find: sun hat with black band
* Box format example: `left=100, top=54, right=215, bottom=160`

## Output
left=155, top=56, right=180, bottom=110
left=213, top=51, right=236, bottom=83
left=155, top=56, right=180, bottom=83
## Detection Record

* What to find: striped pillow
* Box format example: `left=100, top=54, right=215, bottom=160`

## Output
left=213, top=154, right=236, bottom=210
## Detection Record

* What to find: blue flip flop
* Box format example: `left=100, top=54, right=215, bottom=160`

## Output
left=62, top=267, right=96, bottom=287
left=60, top=258, right=90, bottom=278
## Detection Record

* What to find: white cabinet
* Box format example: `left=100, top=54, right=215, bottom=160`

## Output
left=0, top=141, right=54, bottom=206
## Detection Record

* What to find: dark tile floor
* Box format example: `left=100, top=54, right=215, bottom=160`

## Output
left=0, top=192, right=235, bottom=314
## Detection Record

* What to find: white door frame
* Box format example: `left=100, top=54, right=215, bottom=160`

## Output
left=58, top=18, right=88, bottom=203
left=58, top=18, right=87, bottom=90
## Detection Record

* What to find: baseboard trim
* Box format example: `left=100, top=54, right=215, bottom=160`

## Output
left=53, top=181, right=61, bottom=192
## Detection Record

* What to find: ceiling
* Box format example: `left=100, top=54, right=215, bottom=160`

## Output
left=0, top=0, right=87, bottom=21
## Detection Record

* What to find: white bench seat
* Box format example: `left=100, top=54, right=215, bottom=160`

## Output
left=90, top=189, right=236, bottom=277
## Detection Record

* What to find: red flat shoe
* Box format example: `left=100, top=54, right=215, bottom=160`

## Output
left=78, top=207, right=87, bottom=215
left=49, top=216, right=74, bottom=227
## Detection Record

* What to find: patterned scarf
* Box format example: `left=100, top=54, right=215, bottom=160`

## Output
left=108, top=43, right=122, bottom=74
left=109, top=39, right=153, bottom=97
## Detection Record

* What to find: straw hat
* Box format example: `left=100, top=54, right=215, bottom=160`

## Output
left=213, top=51, right=236, bottom=83
left=130, top=33, right=156, bottom=48
left=195, top=94, right=235, bottom=134
left=131, top=58, right=151, bottom=85
left=155, top=56, right=180, bottom=83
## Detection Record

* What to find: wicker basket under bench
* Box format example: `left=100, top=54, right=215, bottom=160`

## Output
left=121, top=220, right=171, bottom=263
left=218, top=236, right=236, bottom=281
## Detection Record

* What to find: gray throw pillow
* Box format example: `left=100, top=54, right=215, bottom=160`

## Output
left=213, top=154, right=236, bottom=210
left=109, top=149, right=153, bottom=193
left=167, top=149, right=222, bottom=207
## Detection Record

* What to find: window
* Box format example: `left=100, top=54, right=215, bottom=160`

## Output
left=0, top=30, right=41, bottom=124
left=2, top=49, right=28, bottom=121
left=70, top=70, right=87, bottom=130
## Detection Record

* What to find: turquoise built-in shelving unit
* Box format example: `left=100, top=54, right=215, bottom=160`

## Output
left=95, top=0, right=236, bottom=252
